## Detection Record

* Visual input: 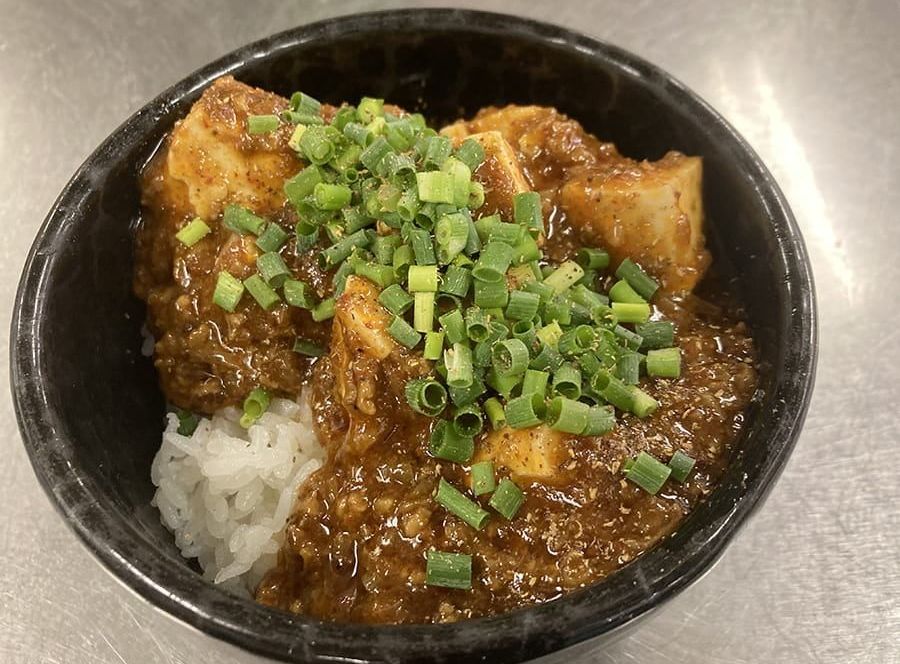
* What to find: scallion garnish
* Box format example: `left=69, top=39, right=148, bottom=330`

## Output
left=625, top=451, right=671, bottom=494
left=435, top=478, right=489, bottom=529
left=489, top=478, right=524, bottom=519
left=247, top=114, right=279, bottom=135
left=425, top=550, right=472, bottom=589
left=239, top=387, right=270, bottom=428
left=668, top=450, right=696, bottom=482
left=212, top=271, right=244, bottom=312
left=175, top=217, right=211, bottom=247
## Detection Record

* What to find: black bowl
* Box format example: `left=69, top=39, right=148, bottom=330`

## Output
left=10, top=9, right=816, bottom=664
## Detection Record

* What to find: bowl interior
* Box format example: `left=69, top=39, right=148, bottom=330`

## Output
left=13, top=10, right=814, bottom=664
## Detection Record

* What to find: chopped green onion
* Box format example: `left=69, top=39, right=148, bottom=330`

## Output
left=313, top=182, right=352, bottom=211
left=295, top=225, right=320, bottom=253
left=513, top=191, right=543, bottom=236
left=557, top=325, right=597, bottom=357
left=405, top=377, right=448, bottom=416
left=175, top=409, right=199, bottom=436
left=505, top=289, right=541, bottom=321
left=628, top=385, right=659, bottom=417
left=609, top=279, right=647, bottom=304
left=647, top=347, right=682, bottom=378
left=591, top=371, right=634, bottom=412
left=439, top=308, right=467, bottom=344
left=535, top=321, right=563, bottom=348
left=389, top=315, right=422, bottom=349
left=625, top=451, right=671, bottom=494
left=212, top=271, right=244, bottom=312
left=474, top=279, right=508, bottom=309
left=492, top=338, right=530, bottom=377
left=468, top=181, right=485, bottom=209
left=489, top=478, right=524, bottom=519
left=290, top=91, right=321, bottom=115
left=343, top=121, right=372, bottom=147
left=448, top=376, right=486, bottom=408
left=616, top=351, right=642, bottom=385
left=435, top=212, right=470, bottom=264
left=576, top=247, right=610, bottom=270
left=318, top=229, right=370, bottom=269
left=423, top=135, right=452, bottom=170
left=543, top=260, right=584, bottom=294
left=611, top=302, right=651, bottom=324
left=283, top=279, right=317, bottom=309
left=240, top=387, right=270, bottom=428
left=408, top=264, right=439, bottom=292
left=371, top=234, right=402, bottom=265
left=176, top=217, right=211, bottom=246
left=429, top=420, right=474, bottom=462
left=359, top=136, right=393, bottom=173
left=425, top=550, right=472, bottom=590
left=613, top=324, right=643, bottom=350
left=524, top=281, right=554, bottom=304
left=255, top=223, right=289, bottom=253
left=298, top=125, right=336, bottom=164
left=244, top=274, right=280, bottom=310
left=435, top=478, right=489, bottom=529
left=416, top=171, right=455, bottom=204
left=452, top=403, right=484, bottom=437
left=668, top=450, right=696, bottom=482
left=423, top=331, right=445, bottom=360
left=440, top=265, right=472, bottom=297
left=483, top=397, right=506, bottom=430
left=456, top=138, right=486, bottom=171
left=552, top=363, right=582, bottom=400
left=397, top=186, right=420, bottom=222
left=284, top=166, right=322, bottom=208
left=223, top=205, right=266, bottom=235
left=511, top=319, right=536, bottom=348
left=521, top=369, right=549, bottom=398
left=470, top=460, right=496, bottom=496
left=636, top=321, right=675, bottom=350
left=256, top=252, right=291, bottom=288
left=570, top=284, right=606, bottom=310
left=354, top=261, right=397, bottom=288
left=582, top=405, right=615, bottom=436
left=247, top=114, right=279, bottom=134
left=293, top=338, right=325, bottom=357
left=392, top=243, right=414, bottom=280
left=487, top=368, right=523, bottom=399
left=444, top=342, right=474, bottom=389
left=472, top=241, right=514, bottom=283
left=505, top=392, right=546, bottom=429
left=410, top=228, right=437, bottom=265
left=547, top=396, right=590, bottom=434
left=464, top=307, right=491, bottom=342
left=414, top=291, right=436, bottom=332
left=311, top=297, right=335, bottom=322
left=442, top=157, right=472, bottom=207
left=616, top=258, right=660, bottom=300
left=357, top=96, right=384, bottom=124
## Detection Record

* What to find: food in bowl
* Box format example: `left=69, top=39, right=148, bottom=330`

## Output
left=136, top=76, right=757, bottom=624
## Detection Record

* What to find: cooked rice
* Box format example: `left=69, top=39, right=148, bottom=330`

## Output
left=150, top=394, right=323, bottom=594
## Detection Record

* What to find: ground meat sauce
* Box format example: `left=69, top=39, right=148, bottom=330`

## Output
left=136, top=89, right=758, bottom=624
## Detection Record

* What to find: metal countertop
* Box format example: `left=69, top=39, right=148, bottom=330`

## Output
left=1, top=1, right=897, bottom=662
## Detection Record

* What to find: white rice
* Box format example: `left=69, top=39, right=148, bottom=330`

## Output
left=150, top=394, right=324, bottom=594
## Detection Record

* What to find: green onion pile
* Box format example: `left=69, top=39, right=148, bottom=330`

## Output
left=174, top=90, right=697, bottom=591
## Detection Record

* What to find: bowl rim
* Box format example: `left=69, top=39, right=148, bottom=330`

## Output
left=10, top=8, right=817, bottom=663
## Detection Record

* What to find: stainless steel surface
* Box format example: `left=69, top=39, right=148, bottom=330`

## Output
left=1, top=1, right=897, bottom=662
